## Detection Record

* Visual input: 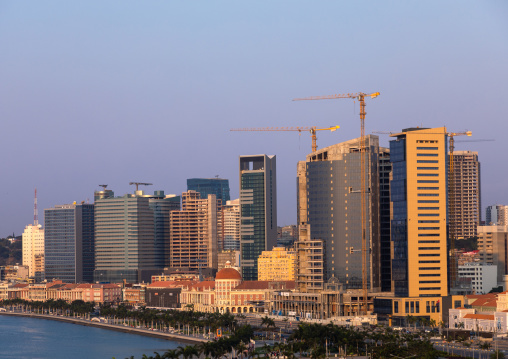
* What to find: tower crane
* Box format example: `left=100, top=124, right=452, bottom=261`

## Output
left=129, top=182, right=153, bottom=192
left=230, top=125, right=340, bottom=152
left=293, top=92, right=380, bottom=315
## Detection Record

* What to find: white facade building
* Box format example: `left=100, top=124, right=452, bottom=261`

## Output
left=223, top=199, right=240, bottom=251
left=458, top=263, right=497, bottom=294
left=22, top=224, right=45, bottom=279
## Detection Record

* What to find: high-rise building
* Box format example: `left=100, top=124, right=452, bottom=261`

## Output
left=187, top=178, right=230, bottom=205
left=390, top=127, right=448, bottom=298
left=170, top=190, right=222, bottom=271
left=148, top=191, right=181, bottom=268
left=94, top=193, right=157, bottom=283
left=44, top=203, right=94, bottom=283
left=223, top=199, right=240, bottom=250
left=378, top=148, right=392, bottom=292
left=486, top=205, right=508, bottom=226
left=258, top=247, right=297, bottom=281
left=449, top=151, right=481, bottom=239
left=296, top=136, right=383, bottom=291
left=477, top=225, right=508, bottom=285
left=239, top=154, right=277, bottom=281
left=22, top=224, right=44, bottom=280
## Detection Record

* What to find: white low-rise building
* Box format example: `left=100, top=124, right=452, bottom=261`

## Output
left=458, top=262, right=497, bottom=294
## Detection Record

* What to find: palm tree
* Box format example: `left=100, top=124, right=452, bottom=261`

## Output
left=235, top=341, right=248, bottom=359
left=177, top=345, right=199, bottom=359
left=162, top=349, right=180, bottom=359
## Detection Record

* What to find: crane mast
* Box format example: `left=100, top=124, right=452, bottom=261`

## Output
left=293, top=92, right=379, bottom=315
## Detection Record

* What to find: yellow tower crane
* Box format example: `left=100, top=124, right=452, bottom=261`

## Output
left=293, top=92, right=380, bottom=315
left=230, top=125, right=340, bottom=153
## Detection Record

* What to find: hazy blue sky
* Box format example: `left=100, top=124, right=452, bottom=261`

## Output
left=1, top=1, right=507, bottom=236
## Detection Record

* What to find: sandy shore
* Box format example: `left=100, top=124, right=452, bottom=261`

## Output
left=0, top=311, right=207, bottom=344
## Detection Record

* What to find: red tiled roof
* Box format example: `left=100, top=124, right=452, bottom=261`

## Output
left=216, top=268, right=242, bottom=280
left=189, top=281, right=215, bottom=291
left=471, top=298, right=497, bottom=307
left=463, top=314, right=495, bottom=320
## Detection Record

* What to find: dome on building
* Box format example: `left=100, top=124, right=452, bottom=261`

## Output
left=216, top=267, right=242, bottom=281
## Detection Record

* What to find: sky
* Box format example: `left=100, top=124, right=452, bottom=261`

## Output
left=1, top=1, right=507, bottom=237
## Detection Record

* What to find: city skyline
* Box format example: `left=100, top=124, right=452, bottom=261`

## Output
left=1, top=2, right=507, bottom=236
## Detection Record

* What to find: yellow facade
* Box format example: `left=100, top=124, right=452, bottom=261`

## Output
left=257, top=247, right=296, bottom=281
left=393, top=127, right=449, bottom=297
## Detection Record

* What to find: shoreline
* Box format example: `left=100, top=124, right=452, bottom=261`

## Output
left=0, top=311, right=207, bottom=344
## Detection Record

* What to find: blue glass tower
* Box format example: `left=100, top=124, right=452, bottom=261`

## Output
left=187, top=178, right=230, bottom=205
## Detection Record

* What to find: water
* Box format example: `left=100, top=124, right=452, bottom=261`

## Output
left=0, top=315, right=187, bottom=359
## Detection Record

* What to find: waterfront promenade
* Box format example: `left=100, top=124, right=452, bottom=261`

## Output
left=0, top=310, right=207, bottom=344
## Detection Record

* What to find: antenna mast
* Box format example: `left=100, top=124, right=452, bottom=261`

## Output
left=34, top=188, right=39, bottom=226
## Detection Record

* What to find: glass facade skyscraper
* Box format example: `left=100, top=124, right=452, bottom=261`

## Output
left=239, top=155, right=277, bottom=281
left=44, top=203, right=94, bottom=283
left=187, top=178, right=230, bottom=205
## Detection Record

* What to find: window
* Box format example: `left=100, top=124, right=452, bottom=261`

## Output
left=418, top=240, right=440, bottom=243
left=419, top=247, right=440, bottom=251
left=417, top=167, right=439, bottom=171
left=410, top=301, right=414, bottom=313
left=418, top=193, right=439, bottom=196
left=419, top=261, right=440, bottom=263
left=420, top=287, right=441, bottom=291
left=419, top=253, right=440, bottom=257
left=417, top=153, right=438, bottom=157
left=417, top=147, right=438, bottom=150
left=394, top=301, right=399, bottom=313
left=419, top=220, right=439, bottom=223
left=416, top=301, right=420, bottom=313
left=417, top=160, right=438, bottom=163
left=417, top=173, right=439, bottom=177
left=418, top=227, right=440, bottom=230
left=405, top=301, right=409, bottom=313
left=418, top=234, right=440, bottom=236
left=417, top=187, right=439, bottom=190
left=420, top=273, right=440, bottom=277
left=418, top=180, right=439, bottom=184
left=418, top=207, right=439, bottom=210
left=419, top=267, right=440, bottom=270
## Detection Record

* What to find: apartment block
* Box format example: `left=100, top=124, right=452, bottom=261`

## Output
left=22, top=223, right=44, bottom=280
left=257, top=247, right=297, bottom=281
left=223, top=199, right=240, bottom=251
left=477, top=225, right=508, bottom=285
left=449, top=151, right=481, bottom=239
left=170, top=190, right=222, bottom=271
left=486, top=205, right=508, bottom=226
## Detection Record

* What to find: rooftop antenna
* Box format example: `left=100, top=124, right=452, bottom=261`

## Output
left=215, top=175, right=219, bottom=179
left=99, top=184, right=108, bottom=191
left=34, top=188, right=38, bottom=226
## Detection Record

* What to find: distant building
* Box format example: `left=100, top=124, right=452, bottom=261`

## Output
left=450, top=151, right=481, bottom=239
left=239, top=155, right=277, bottom=281
left=187, top=178, right=230, bottom=205
left=295, top=224, right=326, bottom=293
left=222, top=199, right=240, bottom=250
left=477, top=225, right=508, bottom=285
left=44, top=203, right=94, bottom=283
left=22, top=224, right=44, bottom=281
left=218, top=250, right=240, bottom=271
left=458, top=262, right=497, bottom=294
left=148, top=191, right=180, bottom=268
left=257, top=247, right=296, bottom=281
left=486, top=205, right=508, bottom=226
left=94, top=192, right=158, bottom=283
left=170, top=191, right=222, bottom=271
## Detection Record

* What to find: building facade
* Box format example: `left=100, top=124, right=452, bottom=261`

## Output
left=458, top=262, right=497, bottom=294
left=22, top=223, right=45, bottom=280
left=44, top=203, right=94, bottom=283
left=296, top=136, right=382, bottom=291
left=450, top=151, right=481, bottom=239
left=477, top=225, right=508, bottom=285
left=486, top=205, right=508, bottom=226
left=170, top=191, right=222, bottom=271
left=390, top=127, right=449, bottom=298
left=187, top=178, right=230, bottom=205
left=239, top=155, right=277, bottom=281
left=257, top=247, right=297, bottom=281
left=223, top=199, right=240, bottom=250
left=94, top=194, right=157, bottom=283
